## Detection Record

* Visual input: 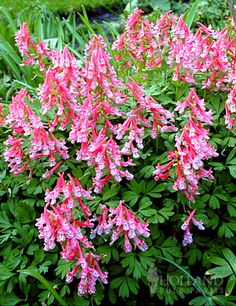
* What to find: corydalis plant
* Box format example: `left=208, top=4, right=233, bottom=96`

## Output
left=154, top=88, right=218, bottom=201
left=1, top=8, right=235, bottom=296
left=114, top=8, right=236, bottom=128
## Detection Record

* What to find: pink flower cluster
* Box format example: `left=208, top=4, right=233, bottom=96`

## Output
left=4, top=88, right=69, bottom=176
left=225, top=84, right=236, bottom=129
left=2, top=9, right=234, bottom=296
left=36, top=174, right=149, bottom=294
left=113, top=9, right=175, bottom=69
left=35, top=174, right=108, bottom=295
left=154, top=89, right=218, bottom=200
left=3, top=136, right=28, bottom=175
left=181, top=209, right=205, bottom=246
left=91, top=201, right=150, bottom=252
left=9, top=24, right=177, bottom=191
left=113, top=9, right=236, bottom=129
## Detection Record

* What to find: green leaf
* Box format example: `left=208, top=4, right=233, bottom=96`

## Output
left=0, top=292, right=24, bottom=306
left=112, top=247, right=119, bottom=262
left=102, top=187, right=119, bottom=201
left=139, top=165, right=155, bottom=178
left=55, top=260, right=75, bottom=279
left=227, top=205, right=236, bottom=217
left=218, top=223, right=234, bottom=238
left=228, top=165, right=236, bottom=178
left=1, top=7, right=17, bottom=33
left=132, top=261, right=146, bottom=279
left=206, top=266, right=232, bottom=279
left=226, top=147, right=236, bottom=164
left=147, top=183, right=166, bottom=197
left=139, top=196, right=153, bottom=209
left=119, top=279, right=129, bottom=298
left=226, top=275, right=236, bottom=296
left=208, top=256, right=228, bottom=266
left=127, top=277, right=139, bottom=295
left=213, top=295, right=236, bottom=305
left=139, top=208, right=156, bottom=217
left=122, top=191, right=138, bottom=201
left=189, top=296, right=209, bottom=306
left=149, top=206, right=174, bottom=224
left=187, top=248, right=202, bottom=265
left=184, top=0, right=199, bottom=28
left=97, top=245, right=111, bottom=263
left=110, top=277, right=125, bottom=289
left=215, top=194, right=228, bottom=201
left=0, top=264, right=15, bottom=281
left=222, top=248, right=236, bottom=276
left=0, top=212, right=12, bottom=229
left=209, top=196, right=220, bottom=209
left=228, top=137, right=236, bottom=147
left=201, top=194, right=210, bottom=202
left=108, top=288, right=116, bottom=304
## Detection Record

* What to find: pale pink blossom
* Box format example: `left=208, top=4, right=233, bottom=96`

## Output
left=181, top=209, right=204, bottom=246
left=91, top=201, right=150, bottom=252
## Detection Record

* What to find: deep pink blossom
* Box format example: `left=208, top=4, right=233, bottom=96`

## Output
left=112, top=9, right=175, bottom=69
left=225, top=85, right=236, bottom=129
left=155, top=90, right=218, bottom=200
left=3, top=136, right=28, bottom=175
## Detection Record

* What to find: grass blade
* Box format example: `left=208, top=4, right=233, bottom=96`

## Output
left=0, top=7, right=17, bottom=34
left=78, top=5, right=95, bottom=35
left=184, top=0, right=199, bottom=29
left=156, top=255, right=214, bottom=306
left=18, top=269, right=67, bottom=306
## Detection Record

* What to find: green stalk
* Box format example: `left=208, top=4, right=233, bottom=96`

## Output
left=156, top=256, right=214, bottom=306
left=18, top=269, right=67, bottom=306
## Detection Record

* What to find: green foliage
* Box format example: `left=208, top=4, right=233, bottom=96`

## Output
left=184, top=0, right=199, bottom=28
left=0, top=1, right=235, bottom=306
left=206, top=248, right=236, bottom=296
left=0, top=0, right=119, bottom=13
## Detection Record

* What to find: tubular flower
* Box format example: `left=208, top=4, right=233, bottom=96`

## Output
left=112, top=9, right=175, bottom=69
left=6, top=88, right=42, bottom=136
left=91, top=201, right=150, bottom=252
left=66, top=252, right=108, bottom=295
left=3, top=136, right=28, bottom=175
left=225, top=84, right=236, bottom=129
left=181, top=209, right=205, bottom=246
left=15, top=22, right=36, bottom=65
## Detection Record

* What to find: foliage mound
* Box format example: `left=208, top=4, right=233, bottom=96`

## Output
left=0, top=6, right=236, bottom=306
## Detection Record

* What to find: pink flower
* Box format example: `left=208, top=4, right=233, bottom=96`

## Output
left=175, top=89, right=212, bottom=125
left=66, top=253, right=108, bottom=295
left=181, top=209, right=204, bottom=246
left=3, top=136, right=28, bottom=175
left=15, top=22, right=36, bottom=65
left=6, top=88, right=42, bottom=135
left=91, top=201, right=150, bottom=252
left=225, top=85, right=236, bottom=129
left=154, top=161, right=174, bottom=180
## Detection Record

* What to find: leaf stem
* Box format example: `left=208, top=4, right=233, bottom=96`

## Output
left=156, top=256, right=214, bottom=306
left=18, top=269, right=67, bottom=306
